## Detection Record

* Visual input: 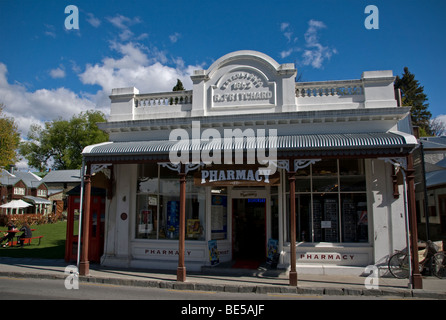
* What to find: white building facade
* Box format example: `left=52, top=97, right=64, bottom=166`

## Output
left=82, top=51, right=418, bottom=277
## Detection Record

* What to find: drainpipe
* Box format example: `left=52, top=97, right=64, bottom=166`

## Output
left=406, top=154, right=423, bottom=289
left=419, top=141, right=430, bottom=240
left=400, top=167, right=413, bottom=289
left=77, top=158, right=85, bottom=269
left=79, top=163, right=92, bottom=276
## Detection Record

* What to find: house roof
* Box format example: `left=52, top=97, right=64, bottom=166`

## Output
left=426, top=169, right=446, bottom=188
left=0, top=169, right=45, bottom=188
left=42, top=170, right=81, bottom=183
left=420, top=136, right=446, bottom=150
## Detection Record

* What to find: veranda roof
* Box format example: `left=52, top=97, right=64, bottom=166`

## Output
left=82, top=131, right=417, bottom=162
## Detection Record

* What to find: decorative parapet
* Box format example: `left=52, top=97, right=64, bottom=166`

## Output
left=131, top=90, right=193, bottom=120
left=135, top=90, right=193, bottom=107
left=295, top=70, right=397, bottom=110
left=295, top=80, right=364, bottom=98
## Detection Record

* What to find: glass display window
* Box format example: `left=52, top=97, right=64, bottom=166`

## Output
left=287, top=159, right=368, bottom=243
left=135, top=163, right=206, bottom=241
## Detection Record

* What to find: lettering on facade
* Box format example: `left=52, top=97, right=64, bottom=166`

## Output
left=144, top=249, right=192, bottom=256
left=212, top=69, right=276, bottom=107
left=299, top=253, right=355, bottom=261
left=194, top=167, right=280, bottom=186
left=213, top=91, right=273, bottom=103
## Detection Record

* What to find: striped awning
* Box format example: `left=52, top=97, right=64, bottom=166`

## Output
left=83, top=132, right=417, bottom=162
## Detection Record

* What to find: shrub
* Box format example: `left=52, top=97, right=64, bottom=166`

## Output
left=0, top=213, right=52, bottom=227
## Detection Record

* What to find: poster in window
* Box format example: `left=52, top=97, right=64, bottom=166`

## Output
left=187, top=219, right=201, bottom=239
left=208, top=240, right=219, bottom=266
left=211, top=195, right=227, bottom=240
left=138, top=210, right=153, bottom=234
left=166, top=201, right=179, bottom=239
left=266, top=239, right=278, bottom=264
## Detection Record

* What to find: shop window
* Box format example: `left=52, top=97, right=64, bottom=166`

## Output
left=135, top=164, right=206, bottom=241
left=288, top=159, right=368, bottom=243
left=270, top=186, right=279, bottom=241
left=211, top=187, right=227, bottom=240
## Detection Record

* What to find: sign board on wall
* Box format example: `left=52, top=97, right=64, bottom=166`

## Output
left=194, top=165, right=280, bottom=186
left=211, top=68, right=276, bottom=108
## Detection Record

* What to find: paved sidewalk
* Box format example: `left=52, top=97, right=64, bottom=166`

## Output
left=0, top=257, right=445, bottom=299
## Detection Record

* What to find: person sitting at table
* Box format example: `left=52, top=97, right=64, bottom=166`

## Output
left=18, top=223, right=32, bottom=247
left=0, top=221, right=17, bottom=247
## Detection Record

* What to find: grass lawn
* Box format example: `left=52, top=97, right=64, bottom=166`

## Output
left=0, top=221, right=68, bottom=259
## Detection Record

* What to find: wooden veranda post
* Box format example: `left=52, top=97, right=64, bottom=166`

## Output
left=177, top=166, right=187, bottom=282
left=288, top=170, right=298, bottom=286
left=79, top=164, right=91, bottom=276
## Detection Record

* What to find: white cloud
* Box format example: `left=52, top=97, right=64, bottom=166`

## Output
left=280, top=22, right=297, bottom=43
left=1, top=14, right=208, bottom=170
left=280, top=22, right=290, bottom=32
left=79, top=41, right=201, bottom=108
left=1, top=14, right=205, bottom=147
left=0, top=62, right=95, bottom=138
left=107, top=14, right=142, bottom=42
left=44, top=24, right=56, bottom=38
left=169, top=32, right=181, bottom=43
left=280, top=48, right=295, bottom=59
left=301, top=19, right=336, bottom=69
left=49, top=67, right=66, bottom=79
left=434, top=115, right=446, bottom=136
left=86, top=13, right=101, bottom=28
left=279, top=20, right=336, bottom=69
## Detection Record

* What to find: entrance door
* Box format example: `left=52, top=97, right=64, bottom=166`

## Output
left=65, top=192, right=105, bottom=263
left=440, top=195, right=446, bottom=234
left=232, top=198, right=266, bottom=261
left=89, top=196, right=105, bottom=263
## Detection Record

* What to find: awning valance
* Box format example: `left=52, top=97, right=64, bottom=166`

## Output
left=83, top=131, right=417, bottom=162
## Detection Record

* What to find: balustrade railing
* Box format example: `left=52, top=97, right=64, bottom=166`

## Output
left=295, top=80, right=364, bottom=98
left=135, top=90, right=193, bottom=107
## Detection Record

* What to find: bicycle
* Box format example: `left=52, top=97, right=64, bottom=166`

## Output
left=388, top=240, right=445, bottom=279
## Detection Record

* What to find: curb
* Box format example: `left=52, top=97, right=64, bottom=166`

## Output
left=2, top=271, right=445, bottom=299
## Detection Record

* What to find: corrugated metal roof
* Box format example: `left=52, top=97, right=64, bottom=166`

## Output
left=42, top=169, right=81, bottom=183
left=83, top=132, right=413, bottom=161
left=426, top=169, right=446, bottom=188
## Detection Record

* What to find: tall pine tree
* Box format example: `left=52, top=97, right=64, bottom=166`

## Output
left=394, top=67, right=431, bottom=135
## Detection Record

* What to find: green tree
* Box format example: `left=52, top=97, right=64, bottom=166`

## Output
left=394, top=67, right=432, bottom=135
left=172, top=79, right=185, bottom=91
left=20, top=110, right=108, bottom=171
left=0, top=103, right=21, bottom=168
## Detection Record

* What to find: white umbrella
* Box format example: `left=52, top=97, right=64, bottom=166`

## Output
left=0, top=199, right=32, bottom=215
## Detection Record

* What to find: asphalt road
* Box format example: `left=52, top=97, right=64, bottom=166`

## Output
left=0, top=275, right=428, bottom=300
left=0, top=275, right=436, bottom=319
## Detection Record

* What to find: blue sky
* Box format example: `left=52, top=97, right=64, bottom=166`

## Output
left=1, top=0, right=445, bottom=148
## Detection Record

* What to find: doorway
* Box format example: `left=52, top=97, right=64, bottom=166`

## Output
left=232, top=198, right=266, bottom=263
left=65, top=186, right=105, bottom=263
